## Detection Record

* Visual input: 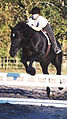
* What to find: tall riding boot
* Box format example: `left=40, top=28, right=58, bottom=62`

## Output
left=43, top=23, right=61, bottom=54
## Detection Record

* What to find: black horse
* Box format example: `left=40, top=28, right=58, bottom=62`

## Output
left=9, top=21, right=62, bottom=76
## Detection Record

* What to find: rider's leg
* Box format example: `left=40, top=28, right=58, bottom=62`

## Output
left=43, top=23, right=61, bottom=54
left=43, top=32, right=51, bottom=45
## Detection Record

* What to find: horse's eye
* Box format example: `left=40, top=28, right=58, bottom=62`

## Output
left=12, top=33, right=15, bottom=37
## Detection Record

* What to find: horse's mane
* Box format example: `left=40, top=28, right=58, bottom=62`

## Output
left=15, top=21, right=38, bottom=38
left=14, top=21, right=48, bottom=47
left=15, top=21, right=32, bottom=31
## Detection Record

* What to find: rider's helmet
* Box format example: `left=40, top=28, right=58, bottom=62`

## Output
left=30, top=7, right=40, bottom=15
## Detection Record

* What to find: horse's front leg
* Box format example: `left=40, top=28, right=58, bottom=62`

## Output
left=28, top=60, right=36, bottom=75
left=21, top=55, right=36, bottom=75
left=28, top=53, right=42, bottom=75
left=28, top=53, right=45, bottom=75
left=21, top=56, right=29, bottom=72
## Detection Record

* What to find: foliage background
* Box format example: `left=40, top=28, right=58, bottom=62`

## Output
left=0, top=0, right=67, bottom=58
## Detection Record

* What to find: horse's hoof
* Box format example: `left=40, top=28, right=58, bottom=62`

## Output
left=58, top=81, right=64, bottom=90
left=58, top=87, right=63, bottom=90
left=26, top=67, right=36, bottom=76
left=30, top=67, right=36, bottom=75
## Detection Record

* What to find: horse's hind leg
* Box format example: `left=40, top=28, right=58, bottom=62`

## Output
left=51, top=60, right=61, bottom=75
left=40, top=62, right=51, bottom=97
left=40, top=62, right=49, bottom=74
left=56, top=53, right=62, bottom=75
left=56, top=64, right=61, bottom=75
left=51, top=54, right=63, bottom=90
left=52, top=55, right=62, bottom=75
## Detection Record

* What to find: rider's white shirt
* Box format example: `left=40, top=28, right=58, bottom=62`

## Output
left=27, top=15, right=49, bottom=28
left=27, top=15, right=50, bottom=45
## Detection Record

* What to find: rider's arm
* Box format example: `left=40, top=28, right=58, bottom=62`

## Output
left=32, top=16, right=48, bottom=32
left=31, top=16, right=49, bottom=31
left=29, top=25, right=42, bottom=31
left=27, top=16, right=48, bottom=32
left=27, top=18, right=42, bottom=31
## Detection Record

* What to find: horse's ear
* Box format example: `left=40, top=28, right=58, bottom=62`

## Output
left=9, top=25, right=13, bottom=30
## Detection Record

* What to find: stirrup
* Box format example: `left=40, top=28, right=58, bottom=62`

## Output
left=56, top=50, right=61, bottom=54
left=54, top=48, right=61, bottom=54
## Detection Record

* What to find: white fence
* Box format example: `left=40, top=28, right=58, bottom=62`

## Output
left=0, top=73, right=67, bottom=88
left=0, top=73, right=67, bottom=107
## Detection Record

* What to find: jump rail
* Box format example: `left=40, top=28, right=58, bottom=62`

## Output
left=0, top=97, right=67, bottom=108
left=0, top=73, right=67, bottom=88
left=0, top=73, right=67, bottom=108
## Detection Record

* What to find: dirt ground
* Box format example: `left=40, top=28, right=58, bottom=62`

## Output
left=0, top=85, right=67, bottom=119
left=0, top=85, right=67, bottom=100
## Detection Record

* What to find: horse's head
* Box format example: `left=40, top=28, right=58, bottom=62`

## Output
left=9, top=22, right=26, bottom=57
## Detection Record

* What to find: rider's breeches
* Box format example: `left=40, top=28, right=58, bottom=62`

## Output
left=42, top=23, right=58, bottom=49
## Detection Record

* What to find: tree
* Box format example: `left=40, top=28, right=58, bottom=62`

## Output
left=0, top=0, right=67, bottom=58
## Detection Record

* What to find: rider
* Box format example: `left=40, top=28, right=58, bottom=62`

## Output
left=27, top=7, right=61, bottom=54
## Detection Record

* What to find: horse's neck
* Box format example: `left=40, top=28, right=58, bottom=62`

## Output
left=24, top=26, right=36, bottom=41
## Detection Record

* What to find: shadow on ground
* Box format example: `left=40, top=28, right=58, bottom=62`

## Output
left=0, top=87, right=48, bottom=99
left=0, top=86, right=67, bottom=100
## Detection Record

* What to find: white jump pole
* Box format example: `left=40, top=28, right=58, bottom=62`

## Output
left=0, top=73, right=67, bottom=108
left=0, top=97, right=67, bottom=108
left=0, top=73, right=67, bottom=88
